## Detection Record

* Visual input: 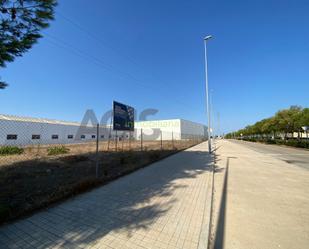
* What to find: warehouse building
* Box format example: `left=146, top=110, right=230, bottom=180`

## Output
left=0, top=114, right=207, bottom=146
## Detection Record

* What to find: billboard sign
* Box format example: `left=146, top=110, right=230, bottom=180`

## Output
left=113, top=101, right=134, bottom=131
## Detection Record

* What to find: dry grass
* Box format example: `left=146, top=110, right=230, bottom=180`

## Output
left=0, top=140, right=192, bottom=166
left=0, top=139, right=202, bottom=224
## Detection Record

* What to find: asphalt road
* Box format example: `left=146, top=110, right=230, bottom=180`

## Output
left=229, top=139, right=309, bottom=170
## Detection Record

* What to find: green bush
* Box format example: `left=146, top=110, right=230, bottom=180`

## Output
left=285, top=140, right=298, bottom=147
left=265, top=139, right=276, bottom=144
left=271, top=139, right=309, bottom=148
left=242, top=137, right=309, bottom=149
left=47, top=146, right=70, bottom=156
left=275, top=140, right=285, bottom=145
left=119, top=152, right=135, bottom=165
left=0, top=146, right=24, bottom=156
left=285, top=140, right=309, bottom=148
left=243, top=138, right=257, bottom=142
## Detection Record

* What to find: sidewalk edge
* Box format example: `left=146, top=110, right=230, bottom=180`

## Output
left=198, top=153, right=215, bottom=249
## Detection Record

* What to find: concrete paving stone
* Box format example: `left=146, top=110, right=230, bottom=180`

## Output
left=0, top=142, right=212, bottom=249
left=210, top=140, right=309, bottom=249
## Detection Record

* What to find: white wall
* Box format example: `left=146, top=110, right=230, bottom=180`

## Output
left=135, top=119, right=181, bottom=140
left=0, top=118, right=207, bottom=146
left=180, top=119, right=207, bottom=139
left=0, top=120, right=95, bottom=146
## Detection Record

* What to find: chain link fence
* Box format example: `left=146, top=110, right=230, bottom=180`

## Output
left=0, top=119, right=207, bottom=223
left=0, top=122, right=206, bottom=167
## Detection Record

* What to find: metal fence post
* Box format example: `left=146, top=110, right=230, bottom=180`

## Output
left=129, top=131, right=131, bottom=150
left=172, top=131, right=174, bottom=149
left=96, top=123, right=99, bottom=178
left=107, top=134, right=110, bottom=151
left=141, top=128, right=143, bottom=151
left=160, top=130, right=163, bottom=150
left=122, top=132, right=124, bottom=151
left=115, top=130, right=118, bottom=151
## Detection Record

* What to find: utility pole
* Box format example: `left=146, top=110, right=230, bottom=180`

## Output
left=217, top=112, right=220, bottom=138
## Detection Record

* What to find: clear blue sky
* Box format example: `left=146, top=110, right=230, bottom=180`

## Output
left=1, top=0, right=309, bottom=134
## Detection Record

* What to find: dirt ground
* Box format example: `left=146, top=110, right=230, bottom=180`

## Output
left=0, top=140, right=194, bottom=166
left=0, top=139, right=201, bottom=224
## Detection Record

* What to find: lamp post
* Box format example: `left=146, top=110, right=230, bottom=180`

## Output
left=210, top=89, right=214, bottom=141
left=204, top=35, right=212, bottom=153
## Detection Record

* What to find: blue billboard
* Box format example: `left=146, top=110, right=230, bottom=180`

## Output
left=113, top=101, right=135, bottom=131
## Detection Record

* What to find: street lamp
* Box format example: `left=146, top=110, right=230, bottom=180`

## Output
left=204, top=35, right=213, bottom=153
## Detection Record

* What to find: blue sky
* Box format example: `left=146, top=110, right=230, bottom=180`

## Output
left=1, top=0, right=309, bottom=134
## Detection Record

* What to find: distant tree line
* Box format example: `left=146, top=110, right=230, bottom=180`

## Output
left=225, top=106, right=309, bottom=141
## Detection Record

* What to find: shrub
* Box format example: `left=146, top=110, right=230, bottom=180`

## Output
left=285, top=140, right=309, bottom=148
left=119, top=152, right=134, bottom=165
left=47, top=146, right=70, bottom=156
left=275, top=140, right=285, bottom=145
left=285, top=140, right=298, bottom=147
left=0, top=205, right=10, bottom=221
left=0, top=146, right=24, bottom=156
left=119, top=156, right=127, bottom=164
left=272, top=139, right=309, bottom=148
left=241, top=137, right=309, bottom=149
left=265, top=139, right=276, bottom=144
left=149, top=151, right=161, bottom=161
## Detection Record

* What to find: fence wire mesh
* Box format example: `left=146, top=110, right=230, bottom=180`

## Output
left=0, top=120, right=206, bottom=168
left=0, top=118, right=207, bottom=223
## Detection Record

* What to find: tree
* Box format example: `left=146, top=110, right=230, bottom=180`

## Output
left=300, top=108, right=309, bottom=139
left=299, top=108, right=309, bottom=126
left=0, top=0, right=57, bottom=89
left=297, top=108, right=309, bottom=138
left=227, top=106, right=307, bottom=140
left=261, top=118, right=276, bottom=138
left=275, top=106, right=302, bottom=139
left=0, top=80, right=8, bottom=89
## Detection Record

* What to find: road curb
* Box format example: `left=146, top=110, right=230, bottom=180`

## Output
left=198, top=153, right=215, bottom=249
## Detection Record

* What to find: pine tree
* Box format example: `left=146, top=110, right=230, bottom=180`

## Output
left=0, top=0, right=57, bottom=89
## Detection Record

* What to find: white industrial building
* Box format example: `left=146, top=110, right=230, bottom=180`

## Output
left=0, top=114, right=207, bottom=146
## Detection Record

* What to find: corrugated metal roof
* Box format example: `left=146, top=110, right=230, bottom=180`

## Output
left=0, top=114, right=80, bottom=126
left=0, top=114, right=206, bottom=128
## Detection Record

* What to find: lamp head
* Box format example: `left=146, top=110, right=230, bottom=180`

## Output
left=204, top=35, right=213, bottom=41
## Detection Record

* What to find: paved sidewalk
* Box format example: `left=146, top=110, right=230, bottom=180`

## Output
left=0, top=142, right=212, bottom=249
left=210, top=140, right=309, bottom=249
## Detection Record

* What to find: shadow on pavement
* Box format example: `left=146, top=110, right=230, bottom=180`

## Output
left=213, top=156, right=236, bottom=249
left=0, top=146, right=213, bottom=248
